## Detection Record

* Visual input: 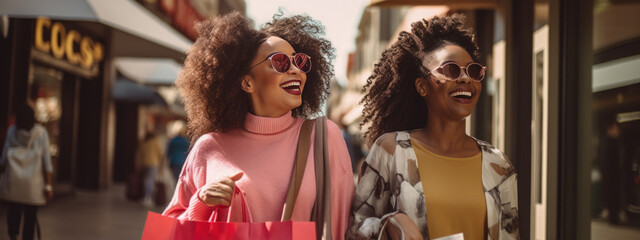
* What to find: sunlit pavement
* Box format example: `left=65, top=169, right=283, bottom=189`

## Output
left=2, top=183, right=640, bottom=240
left=0, top=184, right=165, bottom=240
left=591, top=219, right=640, bottom=240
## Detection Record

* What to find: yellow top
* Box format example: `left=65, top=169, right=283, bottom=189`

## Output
left=411, top=139, right=486, bottom=240
left=138, top=137, right=164, bottom=168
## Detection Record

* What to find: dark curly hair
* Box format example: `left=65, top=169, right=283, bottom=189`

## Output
left=176, top=12, right=335, bottom=144
left=15, top=104, right=35, bottom=131
left=360, top=14, right=479, bottom=145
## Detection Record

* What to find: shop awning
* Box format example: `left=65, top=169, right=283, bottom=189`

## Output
left=370, top=0, right=496, bottom=8
left=114, top=57, right=182, bottom=86
left=0, top=0, right=192, bottom=59
left=593, top=54, right=640, bottom=92
left=0, top=0, right=97, bottom=19
left=112, top=76, right=168, bottom=107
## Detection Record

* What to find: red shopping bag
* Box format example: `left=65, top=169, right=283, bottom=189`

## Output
left=141, top=187, right=315, bottom=240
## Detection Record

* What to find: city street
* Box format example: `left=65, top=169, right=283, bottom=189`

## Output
left=0, top=182, right=640, bottom=239
left=0, top=184, right=164, bottom=240
left=1, top=1, right=640, bottom=239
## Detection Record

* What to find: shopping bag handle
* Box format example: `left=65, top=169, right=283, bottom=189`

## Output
left=209, top=187, right=251, bottom=223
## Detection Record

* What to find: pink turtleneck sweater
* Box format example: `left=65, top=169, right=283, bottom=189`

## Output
left=163, top=111, right=354, bottom=239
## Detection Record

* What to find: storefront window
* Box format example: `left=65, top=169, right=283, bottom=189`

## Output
left=591, top=1, right=640, bottom=238
left=29, top=63, right=63, bottom=178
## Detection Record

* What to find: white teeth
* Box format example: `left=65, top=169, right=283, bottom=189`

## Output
left=449, top=91, right=472, bottom=97
left=281, top=81, right=301, bottom=88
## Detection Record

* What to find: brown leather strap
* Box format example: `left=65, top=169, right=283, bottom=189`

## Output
left=281, top=119, right=315, bottom=221
left=311, top=116, right=332, bottom=240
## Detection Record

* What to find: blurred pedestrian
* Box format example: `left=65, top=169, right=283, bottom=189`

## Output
left=600, top=116, right=625, bottom=224
left=329, top=111, right=362, bottom=173
left=167, top=122, right=189, bottom=181
left=162, top=12, right=354, bottom=240
left=0, top=104, right=53, bottom=240
left=137, top=130, right=164, bottom=207
left=348, top=14, right=519, bottom=240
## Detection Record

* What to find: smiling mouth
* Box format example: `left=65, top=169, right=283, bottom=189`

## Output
left=280, top=80, right=302, bottom=95
left=449, top=91, right=473, bottom=99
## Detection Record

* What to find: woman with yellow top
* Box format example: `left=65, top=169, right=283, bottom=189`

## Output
left=347, top=14, right=519, bottom=240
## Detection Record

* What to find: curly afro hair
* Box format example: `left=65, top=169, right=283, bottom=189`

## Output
left=360, top=14, right=479, bottom=145
left=176, top=12, right=335, bottom=144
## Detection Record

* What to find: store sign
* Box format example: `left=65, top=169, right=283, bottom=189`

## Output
left=159, top=0, right=203, bottom=41
left=34, top=17, right=104, bottom=69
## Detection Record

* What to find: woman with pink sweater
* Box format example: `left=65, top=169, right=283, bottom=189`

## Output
left=162, top=12, right=354, bottom=240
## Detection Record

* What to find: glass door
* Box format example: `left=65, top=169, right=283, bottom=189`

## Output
left=532, top=24, right=549, bottom=240
left=28, top=63, right=63, bottom=181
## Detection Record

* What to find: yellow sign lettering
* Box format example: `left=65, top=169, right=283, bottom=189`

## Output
left=93, top=42, right=104, bottom=62
left=65, top=30, right=81, bottom=64
left=80, top=37, right=94, bottom=68
left=50, top=22, right=66, bottom=59
left=34, top=17, right=104, bottom=69
left=35, top=18, right=51, bottom=52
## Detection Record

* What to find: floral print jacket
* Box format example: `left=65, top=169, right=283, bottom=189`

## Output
left=347, top=131, right=519, bottom=240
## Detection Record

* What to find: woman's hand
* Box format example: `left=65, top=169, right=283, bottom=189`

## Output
left=44, top=184, right=53, bottom=201
left=45, top=189, right=53, bottom=201
left=386, top=213, right=423, bottom=240
left=198, top=172, right=243, bottom=207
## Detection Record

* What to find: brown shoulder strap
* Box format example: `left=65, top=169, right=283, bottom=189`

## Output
left=281, top=119, right=315, bottom=221
left=311, top=116, right=332, bottom=240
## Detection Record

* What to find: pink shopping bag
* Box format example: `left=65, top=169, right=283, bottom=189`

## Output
left=141, top=187, right=316, bottom=240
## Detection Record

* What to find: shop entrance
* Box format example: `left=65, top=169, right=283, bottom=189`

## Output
left=29, top=63, right=81, bottom=189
